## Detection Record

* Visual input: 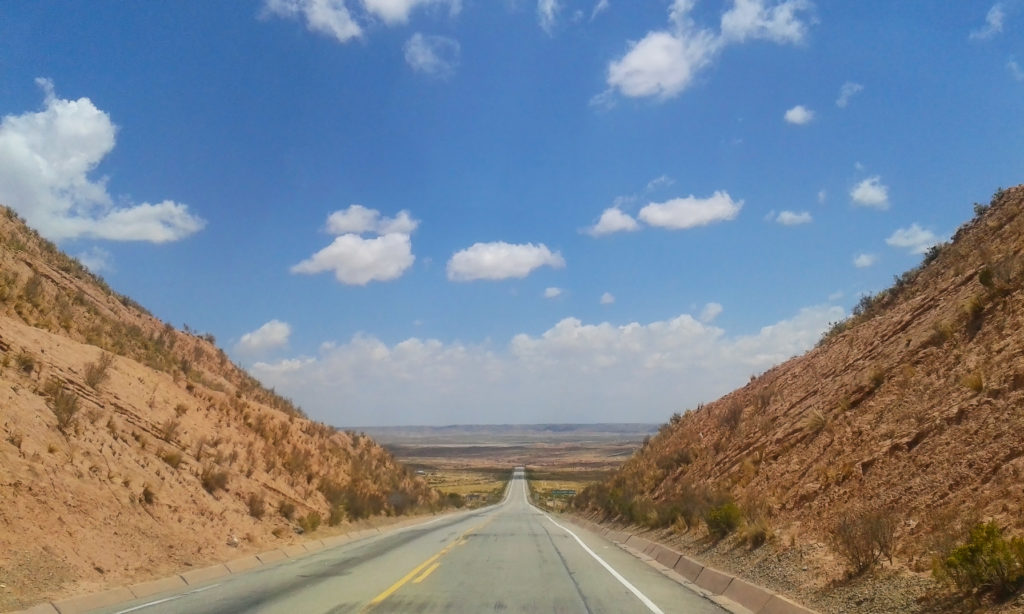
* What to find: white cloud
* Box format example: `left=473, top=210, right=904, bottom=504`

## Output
left=850, top=176, right=889, bottom=210
left=646, top=174, right=675, bottom=191
left=783, top=104, right=814, bottom=125
left=601, top=0, right=811, bottom=102
left=447, top=241, right=565, bottom=281
left=0, top=79, right=205, bottom=243
left=362, top=0, right=461, bottom=24
left=638, top=190, right=742, bottom=230
left=293, top=206, right=417, bottom=285
left=292, top=232, right=415, bottom=284
left=817, top=189, right=827, bottom=203
left=538, top=0, right=560, bottom=33
left=720, top=0, right=812, bottom=44
left=591, top=0, right=610, bottom=20
left=404, top=33, right=460, bottom=78
left=263, top=0, right=363, bottom=43
left=970, top=3, right=1005, bottom=40
left=600, top=292, right=615, bottom=305
left=775, top=210, right=812, bottom=225
left=886, top=224, right=941, bottom=255
left=836, top=81, right=863, bottom=108
left=853, top=253, right=877, bottom=268
left=1009, top=58, right=1024, bottom=82
left=544, top=287, right=563, bottom=299
left=250, top=303, right=844, bottom=425
left=604, top=28, right=720, bottom=100
left=586, top=207, right=640, bottom=236
left=76, top=247, right=112, bottom=273
left=699, top=302, right=723, bottom=323
left=238, top=320, right=292, bottom=354
left=326, top=204, right=418, bottom=235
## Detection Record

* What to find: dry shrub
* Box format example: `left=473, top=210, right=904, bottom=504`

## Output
left=830, top=508, right=898, bottom=575
left=246, top=493, right=266, bottom=519
left=160, top=449, right=183, bottom=469
left=45, top=380, right=80, bottom=434
left=83, top=352, right=114, bottom=389
left=200, top=466, right=229, bottom=493
left=278, top=500, right=296, bottom=520
left=962, top=371, right=984, bottom=393
left=719, top=402, right=743, bottom=431
left=160, top=418, right=181, bottom=443
left=298, top=512, right=321, bottom=533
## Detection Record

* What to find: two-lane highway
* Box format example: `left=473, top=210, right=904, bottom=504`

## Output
left=95, top=469, right=725, bottom=613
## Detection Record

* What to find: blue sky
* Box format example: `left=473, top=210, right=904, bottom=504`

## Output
left=0, top=1, right=1021, bottom=425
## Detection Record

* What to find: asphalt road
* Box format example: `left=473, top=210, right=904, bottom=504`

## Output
left=94, top=470, right=725, bottom=613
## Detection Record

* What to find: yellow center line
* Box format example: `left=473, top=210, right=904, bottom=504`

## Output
left=361, top=516, right=496, bottom=611
left=412, top=562, right=440, bottom=584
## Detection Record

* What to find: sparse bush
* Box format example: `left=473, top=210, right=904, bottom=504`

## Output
left=962, top=371, right=984, bottom=393
left=328, top=505, right=345, bottom=526
left=741, top=519, right=772, bottom=549
left=830, top=509, right=898, bottom=575
left=174, top=403, right=189, bottom=417
left=83, top=352, right=114, bottom=389
left=933, top=522, right=1024, bottom=599
left=802, top=409, right=829, bottom=435
left=868, top=367, right=886, bottom=390
left=46, top=381, right=80, bottom=434
left=298, top=511, right=321, bottom=533
left=160, top=449, right=183, bottom=469
left=15, top=351, right=35, bottom=374
left=159, top=417, right=181, bottom=443
left=278, top=500, right=296, bottom=520
left=6, top=431, right=23, bottom=452
left=704, top=501, right=742, bottom=540
left=719, top=402, right=743, bottom=431
left=200, top=466, right=229, bottom=493
left=246, top=493, right=266, bottom=519
left=141, top=484, right=155, bottom=505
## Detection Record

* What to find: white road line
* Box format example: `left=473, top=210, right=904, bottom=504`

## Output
left=113, top=583, right=221, bottom=613
left=519, top=472, right=665, bottom=614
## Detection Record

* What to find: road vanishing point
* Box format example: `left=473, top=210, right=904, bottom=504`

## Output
left=94, top=469, right=726, bottom=613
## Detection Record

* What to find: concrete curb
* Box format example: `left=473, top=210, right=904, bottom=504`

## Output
left=127, top=576, right=188, bottom=599
left=566, top=516, right=819, bottom=614
left=51, top=587, right=135, bottom=614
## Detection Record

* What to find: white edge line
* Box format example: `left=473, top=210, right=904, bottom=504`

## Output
left=520, top=472, right=665, bottom=614
left=113, top=583, right=220, bottom=614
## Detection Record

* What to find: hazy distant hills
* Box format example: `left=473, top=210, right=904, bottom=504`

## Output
left=358, top=423, right=659, bottom=445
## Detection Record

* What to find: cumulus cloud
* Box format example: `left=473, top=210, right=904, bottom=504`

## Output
left=447, top=241, right=565, bottom=281
left=836, top=81, right=863, bottom=108
left=699, top=302, right=723, bottom=323
left=639, top=190, right=742, bottom=230
left=250, top=303, right=844, bottom=425
left=237, top=320, right=292, bottom=354
left=600, top=292, right=615, bottom=305
left=538, top=0, right=560, bottom=33
left=783, top=104, right=814, bottom=125
left=970, top=3, right=1005, bottom=40
left=404, top=33, right=460, bottom=78
left=292, top=206, right=417, bottom=285
left=0, top=79, right=205, bottom=243
left=586, top=207, right=640, bottom=236
left=850, top=176, right=889, bottom=210
left=263, top=0, right=363, bottom=43
left=76, top=247, right=112, bottom=273
left=599, top=0, right=812, bottom=101
left=886, top=224, right=941, bottom=254
left=853, top=253, right=877, bottom=268
left=263, top=0, right=459, bottom=42
left=544, top=287, right=563, bottom=299
left=363, top=0, right=461, bottom=24
left=775, top=210, right=812, bottom=225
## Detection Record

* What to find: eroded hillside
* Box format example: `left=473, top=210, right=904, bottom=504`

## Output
left=577, top=186, right=1024, bottom=609
left=0, top=208, right=438, bottom=610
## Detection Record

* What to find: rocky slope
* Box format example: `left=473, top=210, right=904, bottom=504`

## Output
left=576, top=185, right=1024, bottom=611
left=0, top=208, right=439, bottom=611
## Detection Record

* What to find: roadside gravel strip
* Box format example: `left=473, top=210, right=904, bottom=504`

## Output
left=558, top=515, right=819, bottom=614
